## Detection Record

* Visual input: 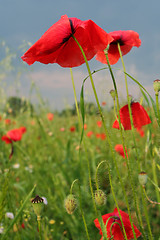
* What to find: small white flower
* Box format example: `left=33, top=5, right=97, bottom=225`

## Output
left=13, top=163, right=20, bottom=169
left=6, top=212, right=14, bottom=219
left=41, top=196, right=48, bottom=205
left=0, top=224, right=4, bottom=234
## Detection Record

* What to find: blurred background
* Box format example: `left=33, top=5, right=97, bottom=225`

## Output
left=0, top=0, right=160, bottom=111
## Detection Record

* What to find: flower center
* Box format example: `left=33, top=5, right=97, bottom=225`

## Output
left=62, top=19, right=75, bottom=44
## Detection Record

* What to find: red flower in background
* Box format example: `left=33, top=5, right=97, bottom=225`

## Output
left=1, top=127, right=27, bottom=159
left=21, top=15, right=113, bottom=68
left=87, top=131, right=93, bottom=138
left=136, top=127, right=145, bottom=137
left=96, top=133, right=101, bottom=139
left=94, top=208, right=141, bottom=240
left=47, top=113, right=54, bottom=121
left=70, top=126, right=76, bottom=132
left=83, top=124, right=87, bottom=130
left=5, top=119, right=11, bottom=125
left=112, top=102, right=151, bottom=130
left=101, top=101, right=106, bottom=106
left=115, top=144, right=128, bottom=158
left=100, top=133, right=106, bottom=140
left=96, top=30, right=141, bottom=65
left=2, top=127, right=26, bottom=144
left=97, top=121, right=102, bottom=128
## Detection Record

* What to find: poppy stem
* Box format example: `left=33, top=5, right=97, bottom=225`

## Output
left=117, top=43, right=153, bottom=239
left=70, top=68, right=82, bottom=129
left=95, top=160, right=107, bottom=190
left=69, top=66, right=97, bottom=214
left=155, top=93, right=160, bottom=124
left=105, top=52, right=145, bottom=239
left=72, top=35, right=129, bottom=240
left=70, top=179, right=90, bottom=240
left=143, top=186, right=160, bottom=205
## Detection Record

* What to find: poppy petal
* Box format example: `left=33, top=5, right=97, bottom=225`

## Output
left=21, top=15, right=113, bottom=67
left=112, top=102, right=151, bottom=130
left=1, top=135, right=12, bottom=144
left=96, top=30, right=141, bottom=65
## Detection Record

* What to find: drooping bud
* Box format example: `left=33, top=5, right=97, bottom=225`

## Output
left=138, top=172, right=148, bottom=187
left=109, top=90, right=116, bottom=101
left=153, top=79, right=160, bottom=95
left=64, top=194, right=77, bottom=215
left=94, top=189, right=107, bottom=206
left=31, top=195, right=44, bottom=217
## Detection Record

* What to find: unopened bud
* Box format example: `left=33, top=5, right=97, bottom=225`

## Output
left=138, top=172, right=148, bottom=187
left=95, top=190, right=106, bottom=206
left=31, top=195, right=44, bottom=216
left=153, top=79, right=160, bottom=95
left=109, top=90, right=116, bottom=100
left=64, top=194, right=77, bottom=215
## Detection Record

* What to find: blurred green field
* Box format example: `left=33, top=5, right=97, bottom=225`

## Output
left=0, top=99, right=159, bottom=240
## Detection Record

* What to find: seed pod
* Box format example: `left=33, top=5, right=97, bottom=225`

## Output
left=138, top=172, right=148, bottom=187
left=95, top=189, right=107, bottom=206
left=153, top=79, right=160, bottom=95
left=31, top=195, right=44, bottom=216
left=64, top=194, right=77, bottom=215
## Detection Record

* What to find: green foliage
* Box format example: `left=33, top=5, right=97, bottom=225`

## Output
left=4, top=96, right=34, bottom=117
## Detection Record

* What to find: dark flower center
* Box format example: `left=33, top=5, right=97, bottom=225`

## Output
left=111, top=36, right=124, bottom=46
left=62, top=19, right=75, bottom=44
left=32, top=195, right=43, bottom=204
left=112, top=215, right=120, bottom=222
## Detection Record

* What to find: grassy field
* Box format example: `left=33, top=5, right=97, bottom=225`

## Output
left=0, top=98, right=159, bottom=239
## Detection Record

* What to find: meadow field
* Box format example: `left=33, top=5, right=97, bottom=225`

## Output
left=0, top=18, right=160, bottom=240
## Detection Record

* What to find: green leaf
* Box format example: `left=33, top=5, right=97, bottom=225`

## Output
left=2, top=184, right=36, bottom=240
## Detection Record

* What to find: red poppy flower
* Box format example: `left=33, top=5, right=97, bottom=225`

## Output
left=94, top=208, right=141, bottom=240
left=96, top=30, right=141, bottom=65
left=136, top=127, right=145, bottom=137
left=47, top=113, right=54, bottom=121
left=2, top=127, right=27, bottom=144
left=87, top=131, right=93, bottom=138
left=5, top=119, right=11, bottom=125
left=96, top=133, right=101, bottom=139
left=83, top=123, right=87, bottom=130
left=21, top=15, right=113, bottom=68
left=97, top=121, right=102, bottom=128
left=112, top=102, right=151, bottom=130
left=100, top=133, right=106, bottom=140
left=1, top=127, right=27, bottom=159
left=70, top=126, right=76, bottom=132
left=115, top=144, right=128, bottom=158
left=101, top=101, right=106, bottom=106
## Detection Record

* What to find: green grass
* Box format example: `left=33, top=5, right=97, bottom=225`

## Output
left=0, top=105, right=159, bottom=240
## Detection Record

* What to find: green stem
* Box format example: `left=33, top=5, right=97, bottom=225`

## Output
left=143, top=187, right=160, bottom=205
left=37, top=216, right=42, bottom=240
left=141, top=187, right=154, bottom=240
left=72, top=35, right=128, bottom=240
left=95, top=160, right=107, bottom=190
left=70, top=179, right=90, bottom=240
left=155, top=93, right=160, bottom=124
left=152, top=159, right=160, bottom=210
left=118, top=43, right=153, bottom=239
left=105, top=52, right=144, bottom=239
left=70, top=68, right=82, bottom=129
left=69, top=65, right=97, bottom=214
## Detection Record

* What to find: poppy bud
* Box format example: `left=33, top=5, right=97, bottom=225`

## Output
left=94, top=190, right=107, bottom=206
left=153, top=79, right=160, bottom=95
left=64, top=194, right=77, bottom=214
left=109, top=90, right=116, bottom=100
left=31, top=195, right=44, bottom=217
left=138, top=172, right=147, bottom=187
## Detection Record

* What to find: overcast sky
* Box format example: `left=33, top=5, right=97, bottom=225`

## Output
left=0, top=0, right=160, bottom=110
